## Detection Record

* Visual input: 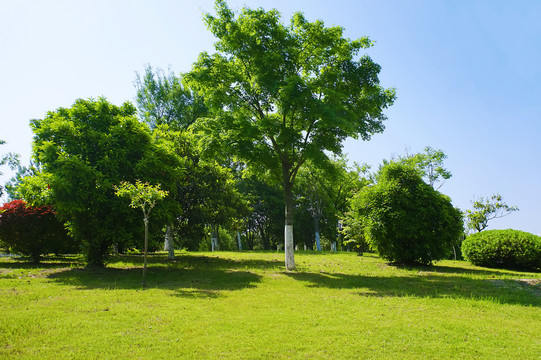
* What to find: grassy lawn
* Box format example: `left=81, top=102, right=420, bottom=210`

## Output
left=1, top=251, right=540, bottom=359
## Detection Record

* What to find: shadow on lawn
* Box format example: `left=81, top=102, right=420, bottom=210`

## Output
left=284, top=271, right=541, bottom=307
left=46, top=254, right=265, bottom=298
left=0, top=256, right=83, bottom=270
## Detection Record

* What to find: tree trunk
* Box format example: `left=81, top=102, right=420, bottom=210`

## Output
left=237, top=231, right=242, bottom=250
left=314, top=214, right=321, bottom=251
left=164, top=225, right=175, bottom=260
left=283, top=178, right=296, bottom=270
left=142, top=217, right=149, bottom=287
left=211, top=224, right=219, bottom=252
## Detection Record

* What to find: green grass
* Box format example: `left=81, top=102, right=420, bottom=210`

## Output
left=1, top=251, right=540, bottom=359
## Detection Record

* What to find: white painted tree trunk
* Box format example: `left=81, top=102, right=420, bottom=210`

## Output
left=142, top=217, right=149, bottom=287
left=284, top=224, right=295, bottom=270
left=164, top=225, right=175, bottom=260
left=237, top=231, right=242, bottom=250
left=211, top=225, right=219, bottom=252
left=315, top=231, right=321, bottom=251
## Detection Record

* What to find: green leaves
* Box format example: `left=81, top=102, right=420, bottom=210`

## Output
left=346, top=161, right=463, bottom=265
left=466, top=194, right=519, bottom=233
left=114, top=180, right=168, bottom=216
left=463, top=229, right=541, bottom=270
left=22, top=98, right=184, bottom=266
left=134, top=65, right=207, bottom=130
left=186, top=1, right=396, bottom=184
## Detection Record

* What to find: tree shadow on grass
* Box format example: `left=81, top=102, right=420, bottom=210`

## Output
left=0, top=255, right=83, bottom=270
left=47, top=255, right=263, bottom=299
left=284, top=271, right=541, bottom=307
left=393, top=262, right=540, bottom=277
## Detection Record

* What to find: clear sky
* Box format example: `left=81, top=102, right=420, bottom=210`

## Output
left=1, top=0, right=540, bottom=235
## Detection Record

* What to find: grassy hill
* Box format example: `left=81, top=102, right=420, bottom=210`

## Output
left=1, top=251, right=540, bottom=359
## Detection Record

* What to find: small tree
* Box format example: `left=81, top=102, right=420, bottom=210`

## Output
left=115, top=180, right=168, bottom=287
left=466, top=194, right=519, bottom=233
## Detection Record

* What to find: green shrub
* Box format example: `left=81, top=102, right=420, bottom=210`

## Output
left=462, top=229, right=541, bottom=271
left=348, top=162, right=463, bottom=265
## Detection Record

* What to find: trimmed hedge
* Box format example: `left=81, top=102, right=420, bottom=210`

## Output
left=462, top=229, right=541, bottom=271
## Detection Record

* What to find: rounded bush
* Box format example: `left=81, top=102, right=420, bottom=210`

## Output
left=348, top=162, right=464, bottom=265
left=462, top=229, right=541, bottom=271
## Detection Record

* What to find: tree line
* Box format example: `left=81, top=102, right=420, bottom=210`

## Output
left=0, top=0, right=522, bottom=270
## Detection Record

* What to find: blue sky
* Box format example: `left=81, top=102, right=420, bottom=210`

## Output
left=1, top=0, right=540, bottom=235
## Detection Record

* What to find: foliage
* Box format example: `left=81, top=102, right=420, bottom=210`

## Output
left=151, top=127, right=248, bottom=251
left=0, top=200, right=74, bottom=262
left=0, top=140, right=21, bottom=198
left=24, top=98, right=182, bottom=266
left=186, top=0, right=395, bottom=269
left=134, top=65, right=208, bottom=130
left=115, top=180, right=168, bottom=218
left=462, top=229, right=541, bottom=271
left=295, top=157, right=370, bottom=251
left=238, top=173, right=284, bottom=250
left=348, top=162, right=463, bottom=265
left=390, top=146, right=451, bottom=189
left=466, top=194, right=519, bottom=233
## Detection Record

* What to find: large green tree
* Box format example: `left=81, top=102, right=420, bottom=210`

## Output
left=26, top=98, right=182, bottom=266
left=186, top=0, right=395, bottom=269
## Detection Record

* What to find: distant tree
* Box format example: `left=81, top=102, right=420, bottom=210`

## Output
left=152, top=127, right=247, bottom=251
left=348, top=162, right=463, bottom=265
left=295, top=157, right=368, bottom=251
left=466, top=194, right=519, bottom=233
left=115, top=180, right=168, bottom=287
left=0, top=140, right=21, bottom=198
left=389, top=146, right=451, bottom=189
left=134, top=65, right=207, bottom=130
left=237, top=173, right=284, bottom=250
left=0, top=200, right=74, bottom=262
left=186, top=0, right=395, bottom=269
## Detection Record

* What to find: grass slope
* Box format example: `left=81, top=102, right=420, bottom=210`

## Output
left=1, top=251, right=540, bottom=359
